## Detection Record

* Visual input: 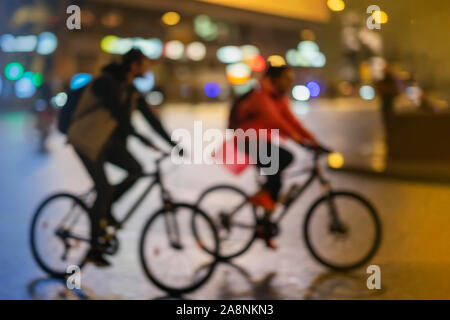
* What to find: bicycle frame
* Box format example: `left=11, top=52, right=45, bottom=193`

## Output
left=274, top=153, right=332, bottom=225
left=226, top=153, right=334, bottom=226
left=79, top=155, right=171, bottom=229
left=115, top=155, right=172, bottom=228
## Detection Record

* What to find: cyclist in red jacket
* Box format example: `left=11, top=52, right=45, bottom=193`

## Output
left=231, top=65, right=318, bottom=248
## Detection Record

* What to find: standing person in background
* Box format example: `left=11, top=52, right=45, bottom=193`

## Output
left=375, top=64, right=400, bottom=145
left=34, top=79, right=54, bottom=153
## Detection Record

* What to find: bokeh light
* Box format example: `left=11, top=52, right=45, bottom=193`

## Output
left=306, top=81, right=321, bottom=97
left=162, top=12, right=181, bottom=26
left=70, top=73, right=92, bottom=90
left=4, top=62, right=24, bottom=81
left=53, top=92, right=68, bottom=107
left=194, top=15, right=218, bottom=41
left=165, top=40, right=184, bottom=60
left=0, top=34, right=37, bottom=52
left=145, top=91, right=164, bottom=106
left=298, top=41, right=319, bottom=53
left=327, top=0, right=345, bottom=12
left=241, top=45, right=260, bottom=60
left=328, top=152, right=344, bottom=169
left=101, top=12, right=122, bottom=28
left=311, top=52, right=326, bottom=68
left=292, top=85, right=310, bottom=101
left=287, top=41, right=326, bottom=68
left=217, top=46, right=242, bottom=64
left=101, top=35, right=119, bottom=52
left=133, top=71, right=155, bottom=93
left=36, top=32, right=58, bottom=55
left=186, top=42, right=206, bottom=61
left=247, top=55, right=266, bottom=72
left=15, top=77, right=36, bottom=98
left=359, top=85, right=376, bottom=100
left=204, top=82, right=221, bottom=98
left=233, top=79, right=257, bottom=96
left=134, top=38, right=164, bottom=59
left=372, top=10, right=388, bottom=24
left=267, top=55, right=286, bottom=67
left=32, top=73, right=43, bottom=87
left=226, top=63, right=251, bottom=85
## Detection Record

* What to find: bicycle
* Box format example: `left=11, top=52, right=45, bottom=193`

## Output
left=193, top=145, right=382, bottom=271
left=30, top=153, right=220, bottom=295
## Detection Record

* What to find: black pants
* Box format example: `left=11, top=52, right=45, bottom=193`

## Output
left=244, top=140, right=293, bottom=201
left=75, top=139, right=142, bottom=244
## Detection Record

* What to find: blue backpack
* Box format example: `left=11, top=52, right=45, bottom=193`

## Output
left=57, top=86, right=88, bottom=134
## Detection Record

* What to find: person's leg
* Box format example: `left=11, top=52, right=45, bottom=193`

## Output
left=104, top=141, right=143, bottom=203
left=257, top=142, right=293, bottom=202
left=250, top=141, right=293, bottom=249
left=75, top=148, right=113, bottom=250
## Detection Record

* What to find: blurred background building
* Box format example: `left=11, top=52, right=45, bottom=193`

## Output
left=0, top=0, right=449, bottom=112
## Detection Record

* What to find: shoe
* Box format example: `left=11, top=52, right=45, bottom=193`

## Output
left=85, top=249, right=111, bottom=267
left=249, top=191, right=276, bottom=211
left=266, top=238, right=278, bottom=250
left=256, top=229, right=278, bottom=250
left=255, top=214, right=278, bottom=250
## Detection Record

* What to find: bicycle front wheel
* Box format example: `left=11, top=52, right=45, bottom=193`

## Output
left=30, top=193, right=91, bottom=278
left=139, top=203, right=219, bottom=295
left=303, top=191, right=381, bottom=271
left=194, top=185, right=258, bottom=260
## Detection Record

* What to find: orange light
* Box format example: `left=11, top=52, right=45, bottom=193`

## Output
left=247, top=55, right=266, bottom=72
left=227, top=74, right=251, bottom=85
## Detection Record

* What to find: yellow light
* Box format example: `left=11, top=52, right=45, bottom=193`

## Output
left=327, top=0, right=345, bottom=12
left=267, top=55, right=286, bottom=67
left=328, top=152, right=344, bottom=169
left=162, top=11, right=181, bottom=26
left=372, top=10, right=388, bottom=24
left=101, top=35, right=118, bottom=53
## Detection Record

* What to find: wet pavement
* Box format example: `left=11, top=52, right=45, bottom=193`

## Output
left=1, top=100, right=450, bottom=299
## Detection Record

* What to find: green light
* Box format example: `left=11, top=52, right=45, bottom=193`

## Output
left=4, top=62, right=24, bottom=81
left=32, top=73, right=43, bottom=87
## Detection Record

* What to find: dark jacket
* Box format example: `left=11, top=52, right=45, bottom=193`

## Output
left=91, top=62, right=175, bottom=146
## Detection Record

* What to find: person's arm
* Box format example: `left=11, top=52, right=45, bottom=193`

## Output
left=278, top=99, right=316, bottom=144
left=251, top=94, right=307, bottom=143
left=136, top=96, right=176, bottom=147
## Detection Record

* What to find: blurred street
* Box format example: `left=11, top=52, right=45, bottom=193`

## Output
left=2, top=101, right=450, bottom=299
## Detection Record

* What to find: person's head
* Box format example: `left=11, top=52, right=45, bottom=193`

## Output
left=265, top=65, right=294, bottom=96
left=122, top=48, right=150, bottom=79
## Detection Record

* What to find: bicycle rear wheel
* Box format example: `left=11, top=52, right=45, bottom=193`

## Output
left=30, top=193, right=91, bottom=278
left=303, top=191, right=381, bottom=271
left=194, top=185, right=258, bottom=260
left=139, top=203, right=219, bottom=295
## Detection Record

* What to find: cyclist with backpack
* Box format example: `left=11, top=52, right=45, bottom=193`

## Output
left=65, top=49, right=178, bottom=266
left=229, top=65, right=319, bottom=249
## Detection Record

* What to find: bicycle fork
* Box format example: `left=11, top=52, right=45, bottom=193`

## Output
left=162, top=203, right=183, bottom=250
left=317, top=167, right=346, bottom=234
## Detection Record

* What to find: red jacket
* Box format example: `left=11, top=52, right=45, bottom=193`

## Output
left=234, top=77, right=315, bottom=143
